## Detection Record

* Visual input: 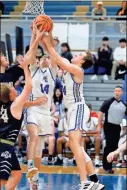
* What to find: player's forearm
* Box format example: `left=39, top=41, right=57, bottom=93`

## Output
left=46, top=43, right=65, bottom=69
left=23, top=67, right=32, bottom=88
left=24, top=101, right=36, bottom=108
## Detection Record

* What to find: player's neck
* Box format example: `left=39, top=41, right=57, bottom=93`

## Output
left=0, top=66, right=6, bottom=73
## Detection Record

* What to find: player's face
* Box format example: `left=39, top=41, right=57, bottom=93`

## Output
left=9, top=87, right=17, bottom=101
left=39, top=57, right=51, bottom=68
left=55, top=89, right=61, bottom=97
left=71, top=52, right=87, bottom=65
left=114, top=88, right=123, bottom=100
left=0, top=55, right=9, bottom=68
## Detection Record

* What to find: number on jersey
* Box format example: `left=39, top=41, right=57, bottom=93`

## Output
left=40, top=84, right=49, bottom=94
left=0, top=105, right=9, bottom=123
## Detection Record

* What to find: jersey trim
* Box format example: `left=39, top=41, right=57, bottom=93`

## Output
left=32, top=67, right=40, bottom=78
left=49, top=68, right=56, bottom=82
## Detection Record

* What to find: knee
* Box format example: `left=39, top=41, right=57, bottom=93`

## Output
left=30, top=133, right=38, bottom=142
left=95, top=136, right=101, bottom=142
left=57, top=138, right=63, bottom=145
left=49, top=136, right=55, bottom=143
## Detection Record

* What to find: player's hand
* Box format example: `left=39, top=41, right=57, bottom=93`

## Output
left=34, top=96, right=48, bottom=105
left=35, top=28, right=46, bottom=42
left=107, top=150, right=119, bottom=163
left=41, top=32, right=51, bottom=44
left=17, top=56, right=29, bottom=69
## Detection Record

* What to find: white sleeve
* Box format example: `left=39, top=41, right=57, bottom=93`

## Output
left=113, top=48, right=119, bottom=61
left=120, top=119, right=127, bottom=127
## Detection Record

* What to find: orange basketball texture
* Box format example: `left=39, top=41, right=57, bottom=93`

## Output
left=32, top=15, right=53, bottom=32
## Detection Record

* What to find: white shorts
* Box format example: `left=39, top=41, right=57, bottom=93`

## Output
left=67, top=103, right=90, bottom=131
left=25, top=108, right=52, bottom=136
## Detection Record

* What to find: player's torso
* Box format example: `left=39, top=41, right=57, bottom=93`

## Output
left=62, top=72, right=85, bottom=109
left=29, top=67, right=55, bottom=114
left=0, top=103, right=23, bottom=143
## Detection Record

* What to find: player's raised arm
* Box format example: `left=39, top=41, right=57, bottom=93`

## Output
left=42, top=33, right=83, bottom=77
left=11, top=56, right=32, bottom=119
left=26, top=25, right=45, bottom=65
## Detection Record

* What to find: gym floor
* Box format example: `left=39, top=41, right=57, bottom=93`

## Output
left=16, top=166, right=126, bottom=190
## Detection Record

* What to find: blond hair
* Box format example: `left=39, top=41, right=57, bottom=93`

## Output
left=0, top=84, right=11, bottom=103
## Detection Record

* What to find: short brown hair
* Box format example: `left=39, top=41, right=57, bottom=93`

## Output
left=0, top=84, right=11, bottom=103
left=82, top=51, right=94, bottom=70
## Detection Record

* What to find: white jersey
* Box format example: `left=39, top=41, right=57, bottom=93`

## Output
left=85, top=117, right=98, bottom=131
left=62, top=71, right=85, bottom=109
left=28, top=64, right=55, bottom=115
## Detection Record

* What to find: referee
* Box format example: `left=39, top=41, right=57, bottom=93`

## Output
left=98, top=86, right=127, bottom=173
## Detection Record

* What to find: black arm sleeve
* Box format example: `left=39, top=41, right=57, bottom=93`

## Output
left=100, top=98, right=114, bottom=113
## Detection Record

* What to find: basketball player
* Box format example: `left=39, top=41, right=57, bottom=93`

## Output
left=25, top=27, right=57, bottom=189
left=41, top=33, right=104, bottom=189
left=107, top=141, right=127, bottom=163
left=0, top=56, right=32, bottom=190
left=22, top=0, right=44, bottom=15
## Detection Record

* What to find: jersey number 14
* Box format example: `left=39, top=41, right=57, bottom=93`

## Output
left=40, top=84, right=49, bottom=94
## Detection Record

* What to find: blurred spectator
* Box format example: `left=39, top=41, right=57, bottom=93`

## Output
left=92, top=1, right=107, bottom=20
left=87, top=104, right=98, bottom=118
left=61, top=43, right=73, bottom=62
left=98, top=86, right=127, bottom=174
left=54, top=111, right=69, bottom=165
left=55, top=69, right=63, bottom=90
left=53, top=37, right=61, bottom=54
left=83, top=114, right=102, bottom=167
left=111, top=38, right=127, bottom=80
left=36, top=45, right=44, bottom=62
left=116, top=1, right=127, bottom=20
left=53, top=88, right=64, bottom=127
left=0, top=1, right=4, bottom=14
left=25, top=45, right=44, bottom=62
left=91, top=37, right=113, bottom=81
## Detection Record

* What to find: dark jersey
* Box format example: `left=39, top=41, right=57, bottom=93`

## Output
left=0, top=64, right=24, bottom=86
left=0, top=102, right=23, bottom=143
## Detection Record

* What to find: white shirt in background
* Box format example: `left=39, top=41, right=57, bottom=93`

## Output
left=113, top=47, right=126, bottom=62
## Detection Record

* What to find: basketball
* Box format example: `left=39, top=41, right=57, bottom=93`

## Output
left=32, top=14, right=53, bottom=32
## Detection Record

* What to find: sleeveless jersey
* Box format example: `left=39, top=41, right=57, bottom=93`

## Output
left=29, top=64, right=55, bottom=115
left=62, top=72, right=85, bottom=109
left=0, top=102, right=23, bottom=144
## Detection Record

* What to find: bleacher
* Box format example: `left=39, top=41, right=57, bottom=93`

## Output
left=3, top=1, right=121, bottom=17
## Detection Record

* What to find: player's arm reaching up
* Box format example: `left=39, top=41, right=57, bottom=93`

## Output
left=11, top=56, right=32, bottom=120
left=26, top=24, right=45, bottom=65
left=41, top=33, right=83, bottom=80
